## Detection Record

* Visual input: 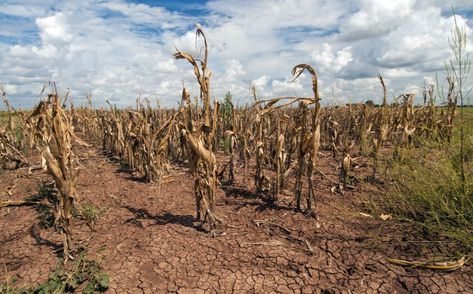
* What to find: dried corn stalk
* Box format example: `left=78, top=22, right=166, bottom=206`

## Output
left=29, top=87, right=79, bottom=263
left=0, top=87, right=30, bottom=169
left=291, top=64, right=321, bottom=215
left=174, top=25, right=222, bottom=231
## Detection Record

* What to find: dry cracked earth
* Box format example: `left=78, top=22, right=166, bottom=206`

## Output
left=1, top=140, right=472, bottom=293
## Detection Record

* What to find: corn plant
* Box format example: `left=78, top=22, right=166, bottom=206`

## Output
left=29, top=85, right=81, bottom=262
left=290, top=64, right=321, bottom=215
left=174, top=25, right=222, bottom=231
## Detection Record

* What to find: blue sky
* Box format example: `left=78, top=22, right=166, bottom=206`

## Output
left=0, top=0, right=472, bottom=108
left=132, top=0, right=209, bottom=14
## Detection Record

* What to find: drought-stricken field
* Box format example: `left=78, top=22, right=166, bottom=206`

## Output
left=1, top=135, right=471, bottom=293
left=1, top=25, right=472, bottom=293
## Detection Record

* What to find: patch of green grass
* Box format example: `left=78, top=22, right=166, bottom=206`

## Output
left=368, top=108, right=473, bottom=255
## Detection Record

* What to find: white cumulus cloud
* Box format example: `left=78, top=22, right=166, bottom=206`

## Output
left=0, top=0, right=471, bottom=108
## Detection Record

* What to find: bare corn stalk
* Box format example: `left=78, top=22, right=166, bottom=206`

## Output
left=174, top=25, right=222, bottom=231
left=292, top=64, right=321, bottom=215
left=29, top=85, right=80, bottom=263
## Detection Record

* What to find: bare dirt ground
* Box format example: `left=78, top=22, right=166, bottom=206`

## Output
left=1, top=139, right=472, bottom=293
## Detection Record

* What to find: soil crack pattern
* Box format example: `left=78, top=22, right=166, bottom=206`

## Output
left=1, top=144, right=471, bottom=293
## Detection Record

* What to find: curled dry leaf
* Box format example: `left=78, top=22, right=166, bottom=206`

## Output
left=359, top=212, right=374, bottom=218
left=387, top=256, right=467, bottom=271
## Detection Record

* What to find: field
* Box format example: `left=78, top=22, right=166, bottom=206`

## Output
left=1, top=28, right=472, bottom=293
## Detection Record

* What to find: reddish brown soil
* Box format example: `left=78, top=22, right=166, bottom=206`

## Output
left=1, top=141, right=472, bottom=293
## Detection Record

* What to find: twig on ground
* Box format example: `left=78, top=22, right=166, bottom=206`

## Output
left=0, top=200, right=40, bottom=208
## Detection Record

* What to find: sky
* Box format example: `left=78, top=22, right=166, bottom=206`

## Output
left=0, top=0, right=472, bottom=108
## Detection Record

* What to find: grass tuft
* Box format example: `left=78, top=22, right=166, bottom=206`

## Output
left=367, top=110, right=473, bottom=254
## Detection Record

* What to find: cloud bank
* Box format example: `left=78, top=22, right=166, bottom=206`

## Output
left=0, top=0, right=472, bottom=108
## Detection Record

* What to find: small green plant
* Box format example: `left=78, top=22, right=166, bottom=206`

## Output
left=220, top=91, right=234, bottom=154
left=38, top=252, right=109, bottom=294
left=1, top=251, right=109, bottom=294
left=77, top=202, right=103, bottom=229
left=447, top=7, right=471, bottom=186
left=219, top=137, right=232, bottom=154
